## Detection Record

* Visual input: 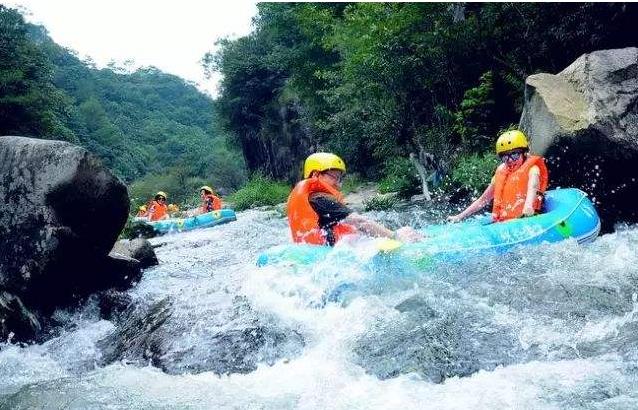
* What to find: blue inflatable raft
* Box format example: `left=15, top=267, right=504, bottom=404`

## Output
left=139, top=209, right=237, bottom=234
left=257, top=188, right=600, bottom=268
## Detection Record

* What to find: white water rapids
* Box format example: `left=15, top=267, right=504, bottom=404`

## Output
left=1, top=208, right=638, bottom=409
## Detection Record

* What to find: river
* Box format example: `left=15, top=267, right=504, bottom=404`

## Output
left=1, top=207, right=638, bottom=409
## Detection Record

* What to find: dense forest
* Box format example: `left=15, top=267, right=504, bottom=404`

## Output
left=3, top=4, right=638, bottom=208
left=210, top=3, right=638, bottom=196
left=0, top=5, right=246, bottom=205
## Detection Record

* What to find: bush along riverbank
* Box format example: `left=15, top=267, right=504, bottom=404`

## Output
left=225, top=174, right=291, bottom=211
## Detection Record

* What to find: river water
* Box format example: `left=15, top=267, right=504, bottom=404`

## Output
left=1, top=207, right=638, bottom=409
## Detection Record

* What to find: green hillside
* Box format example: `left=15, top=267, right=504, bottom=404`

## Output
left=1, top=5, right=246, bottom=205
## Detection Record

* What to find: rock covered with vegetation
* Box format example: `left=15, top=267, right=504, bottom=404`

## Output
left=0, top=136, right=138, bottom=342
left=521, top=47, right=638, bottom=229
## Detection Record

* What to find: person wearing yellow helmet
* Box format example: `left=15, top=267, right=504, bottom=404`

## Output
left=288, top=152, right=422, bottom=246
left=448, top=130, right=549, bottom=223
left=147, top=191, right=169, bottom=221
left=136, top=204, right=148, bottom=217
left=199, top=185, right=222, bottom=214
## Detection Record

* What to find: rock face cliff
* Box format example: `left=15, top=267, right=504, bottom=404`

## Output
left=0, top=136, right=139, bottom=341
left=520, top=47, right=638, bottom=231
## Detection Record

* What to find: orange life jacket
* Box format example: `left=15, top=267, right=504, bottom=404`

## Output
left=201, top=193, right=222, bottom=212
left=287, top=177, right=357, bottom=245
left=148, top=200, right=168, bottom=221
left=492, top=155, right=549, bottom=222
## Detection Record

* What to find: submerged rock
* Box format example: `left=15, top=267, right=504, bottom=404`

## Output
left=0, top=291, right=41, bottom=342
left=96, top=289, right=134, bottom=321
left=520, top=47, right=638, bottom=231
left=0, top=136, right=136, bottom=342
left=97, top=297, right=174, bottom=367
left=355, top=295, right=532, bottom=383
left=97, top=296, right=305, bottom=376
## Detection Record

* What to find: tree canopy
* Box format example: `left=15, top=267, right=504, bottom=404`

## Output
left=4, top=3, right=637, bottom=204
left=210, top=3, right=638, bottom=184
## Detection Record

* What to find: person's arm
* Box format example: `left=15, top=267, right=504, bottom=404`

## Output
left=309, top=193, right=393, bottom=238
left=447, top=183, right=495, bottom=223
left=309, top=193, right=352, bottom=225
left=309, top=192, right=394, bottom=238
left=310, top=193, right=423, bottom=242
left=344, top=213, right=394, bottom=238
left=522, top=166, right=540, bottom=217
left=345, top=213, right=424, bottom=242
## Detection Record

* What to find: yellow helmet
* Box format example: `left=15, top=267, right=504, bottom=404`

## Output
left=496, top=130, right=529, bottom=154
left=139, top=205, right=147, bottom=211
left=303, top=152, right=346, bottom=179
left=200, top=185, right=214, bottom=194
left=167, top=204, right=179, bottom=212
left=155, top=191, right=168, bottom=200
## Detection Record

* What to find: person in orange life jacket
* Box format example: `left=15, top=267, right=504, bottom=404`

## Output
left=287, top=153, right=423, bottom=246
left=447, top=130, right=549, bottom=223
left=199, top=185, right=222, bottom=213
left=147, top=191, right=169, bottom=221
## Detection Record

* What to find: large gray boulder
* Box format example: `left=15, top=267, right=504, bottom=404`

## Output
left=0, top=136, right=136, bottom=341
left=520, top=47, right=638, bottom=230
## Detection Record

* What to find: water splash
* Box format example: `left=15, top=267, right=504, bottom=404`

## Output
left=2, top=208, right=638, bottom=409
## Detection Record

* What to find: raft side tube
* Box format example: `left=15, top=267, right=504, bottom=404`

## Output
left=256, top=188, right=600, bottom=267
left=147, top=209, right=237, bottom=234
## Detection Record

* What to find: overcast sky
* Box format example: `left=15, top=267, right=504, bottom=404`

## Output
left=3, top=0, right=258, bottom=96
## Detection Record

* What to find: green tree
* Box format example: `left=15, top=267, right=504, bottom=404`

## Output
left=454, top=71, right=496, bottom=152
left=211, top=2, right=638, bottom=191
left=0, top=6, right=74, bottom=140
